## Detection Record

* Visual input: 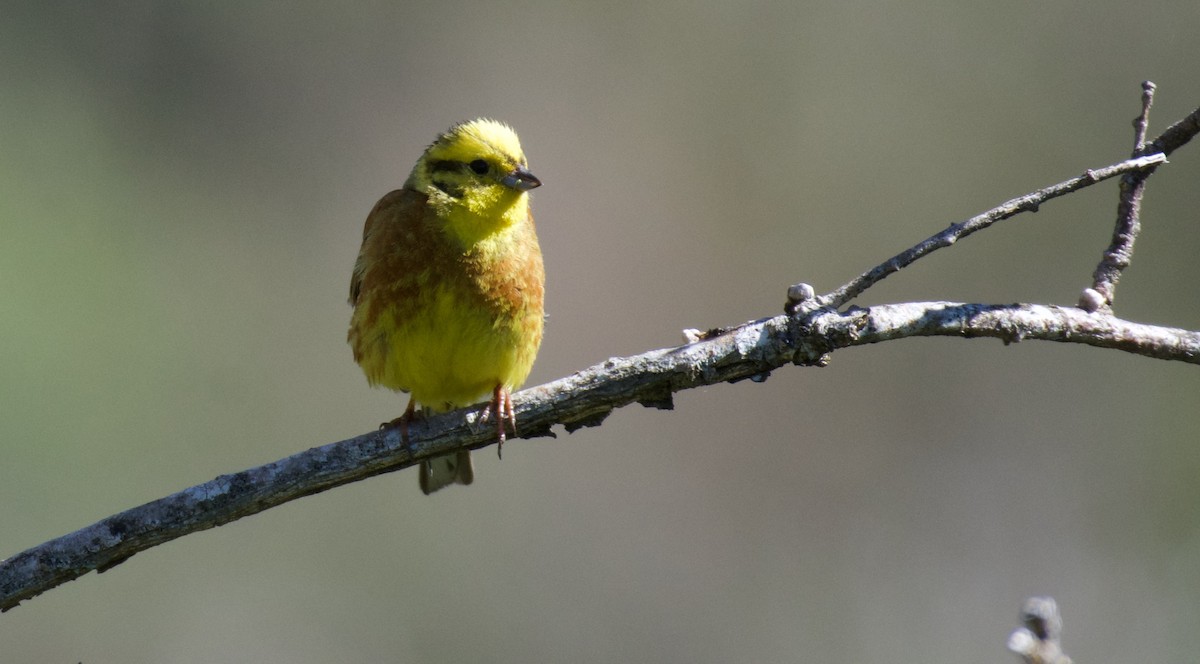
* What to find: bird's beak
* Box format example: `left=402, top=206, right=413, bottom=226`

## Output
left=501, top=167, right=541, bottom=191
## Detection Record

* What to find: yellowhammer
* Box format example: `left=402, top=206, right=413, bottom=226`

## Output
left=347, top=119, right=545, bottom=494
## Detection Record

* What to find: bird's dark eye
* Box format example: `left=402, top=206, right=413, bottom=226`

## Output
left=469, top=159, right=489, bottom=175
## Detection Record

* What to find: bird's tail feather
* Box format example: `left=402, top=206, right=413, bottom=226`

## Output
left=419, top=451, right=474, bottom=495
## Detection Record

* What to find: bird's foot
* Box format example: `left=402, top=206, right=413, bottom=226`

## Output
left=479, top=385, right=516, bottom=459
left=379, top=397, right=418, bottom=445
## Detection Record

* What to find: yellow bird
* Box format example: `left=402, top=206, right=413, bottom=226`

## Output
left=347, top=119, right=545, bottom=494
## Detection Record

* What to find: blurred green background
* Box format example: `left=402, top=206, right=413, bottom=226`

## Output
left=2, top=2, right=1199, bottom=662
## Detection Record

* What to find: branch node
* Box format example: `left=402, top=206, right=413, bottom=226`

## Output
left=1078, top=287, right=1108, bottom=313
left=786, top=282, right=815, bottom=305
left=784, top=282, right=816, bottom=314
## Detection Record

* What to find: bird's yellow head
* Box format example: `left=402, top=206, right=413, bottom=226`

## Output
left=407, top=118, right=541, bottom=246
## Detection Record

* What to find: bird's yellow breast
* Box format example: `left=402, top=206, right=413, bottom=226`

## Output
left=348, top=185, right=544, bottom=412
left=357, top=276, right=542, bottom=410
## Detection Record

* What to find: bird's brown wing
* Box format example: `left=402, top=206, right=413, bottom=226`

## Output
left=349, top=188, right=425, bottom=306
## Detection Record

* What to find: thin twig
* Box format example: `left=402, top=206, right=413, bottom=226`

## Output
left=1144, top=103, right=1200, bottom=158
left=1133, top=80, right=1156, bottom=152
left=813, top=153, right=1166, bottom=313
left=1082, top=81, right=1160, bottom=312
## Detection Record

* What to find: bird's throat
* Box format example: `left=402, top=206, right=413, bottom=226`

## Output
left=440, top=193, right=529, bottom=249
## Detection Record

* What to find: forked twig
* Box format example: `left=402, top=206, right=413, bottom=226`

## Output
left=1082, top=80, right=1160, bottom=312
left=805, top=153, right=1165, bottom=314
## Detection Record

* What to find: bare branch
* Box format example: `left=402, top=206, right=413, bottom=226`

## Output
left=815, top=153, right=1165, bottom=313
left=4, top=298, right=1198, bottom=611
